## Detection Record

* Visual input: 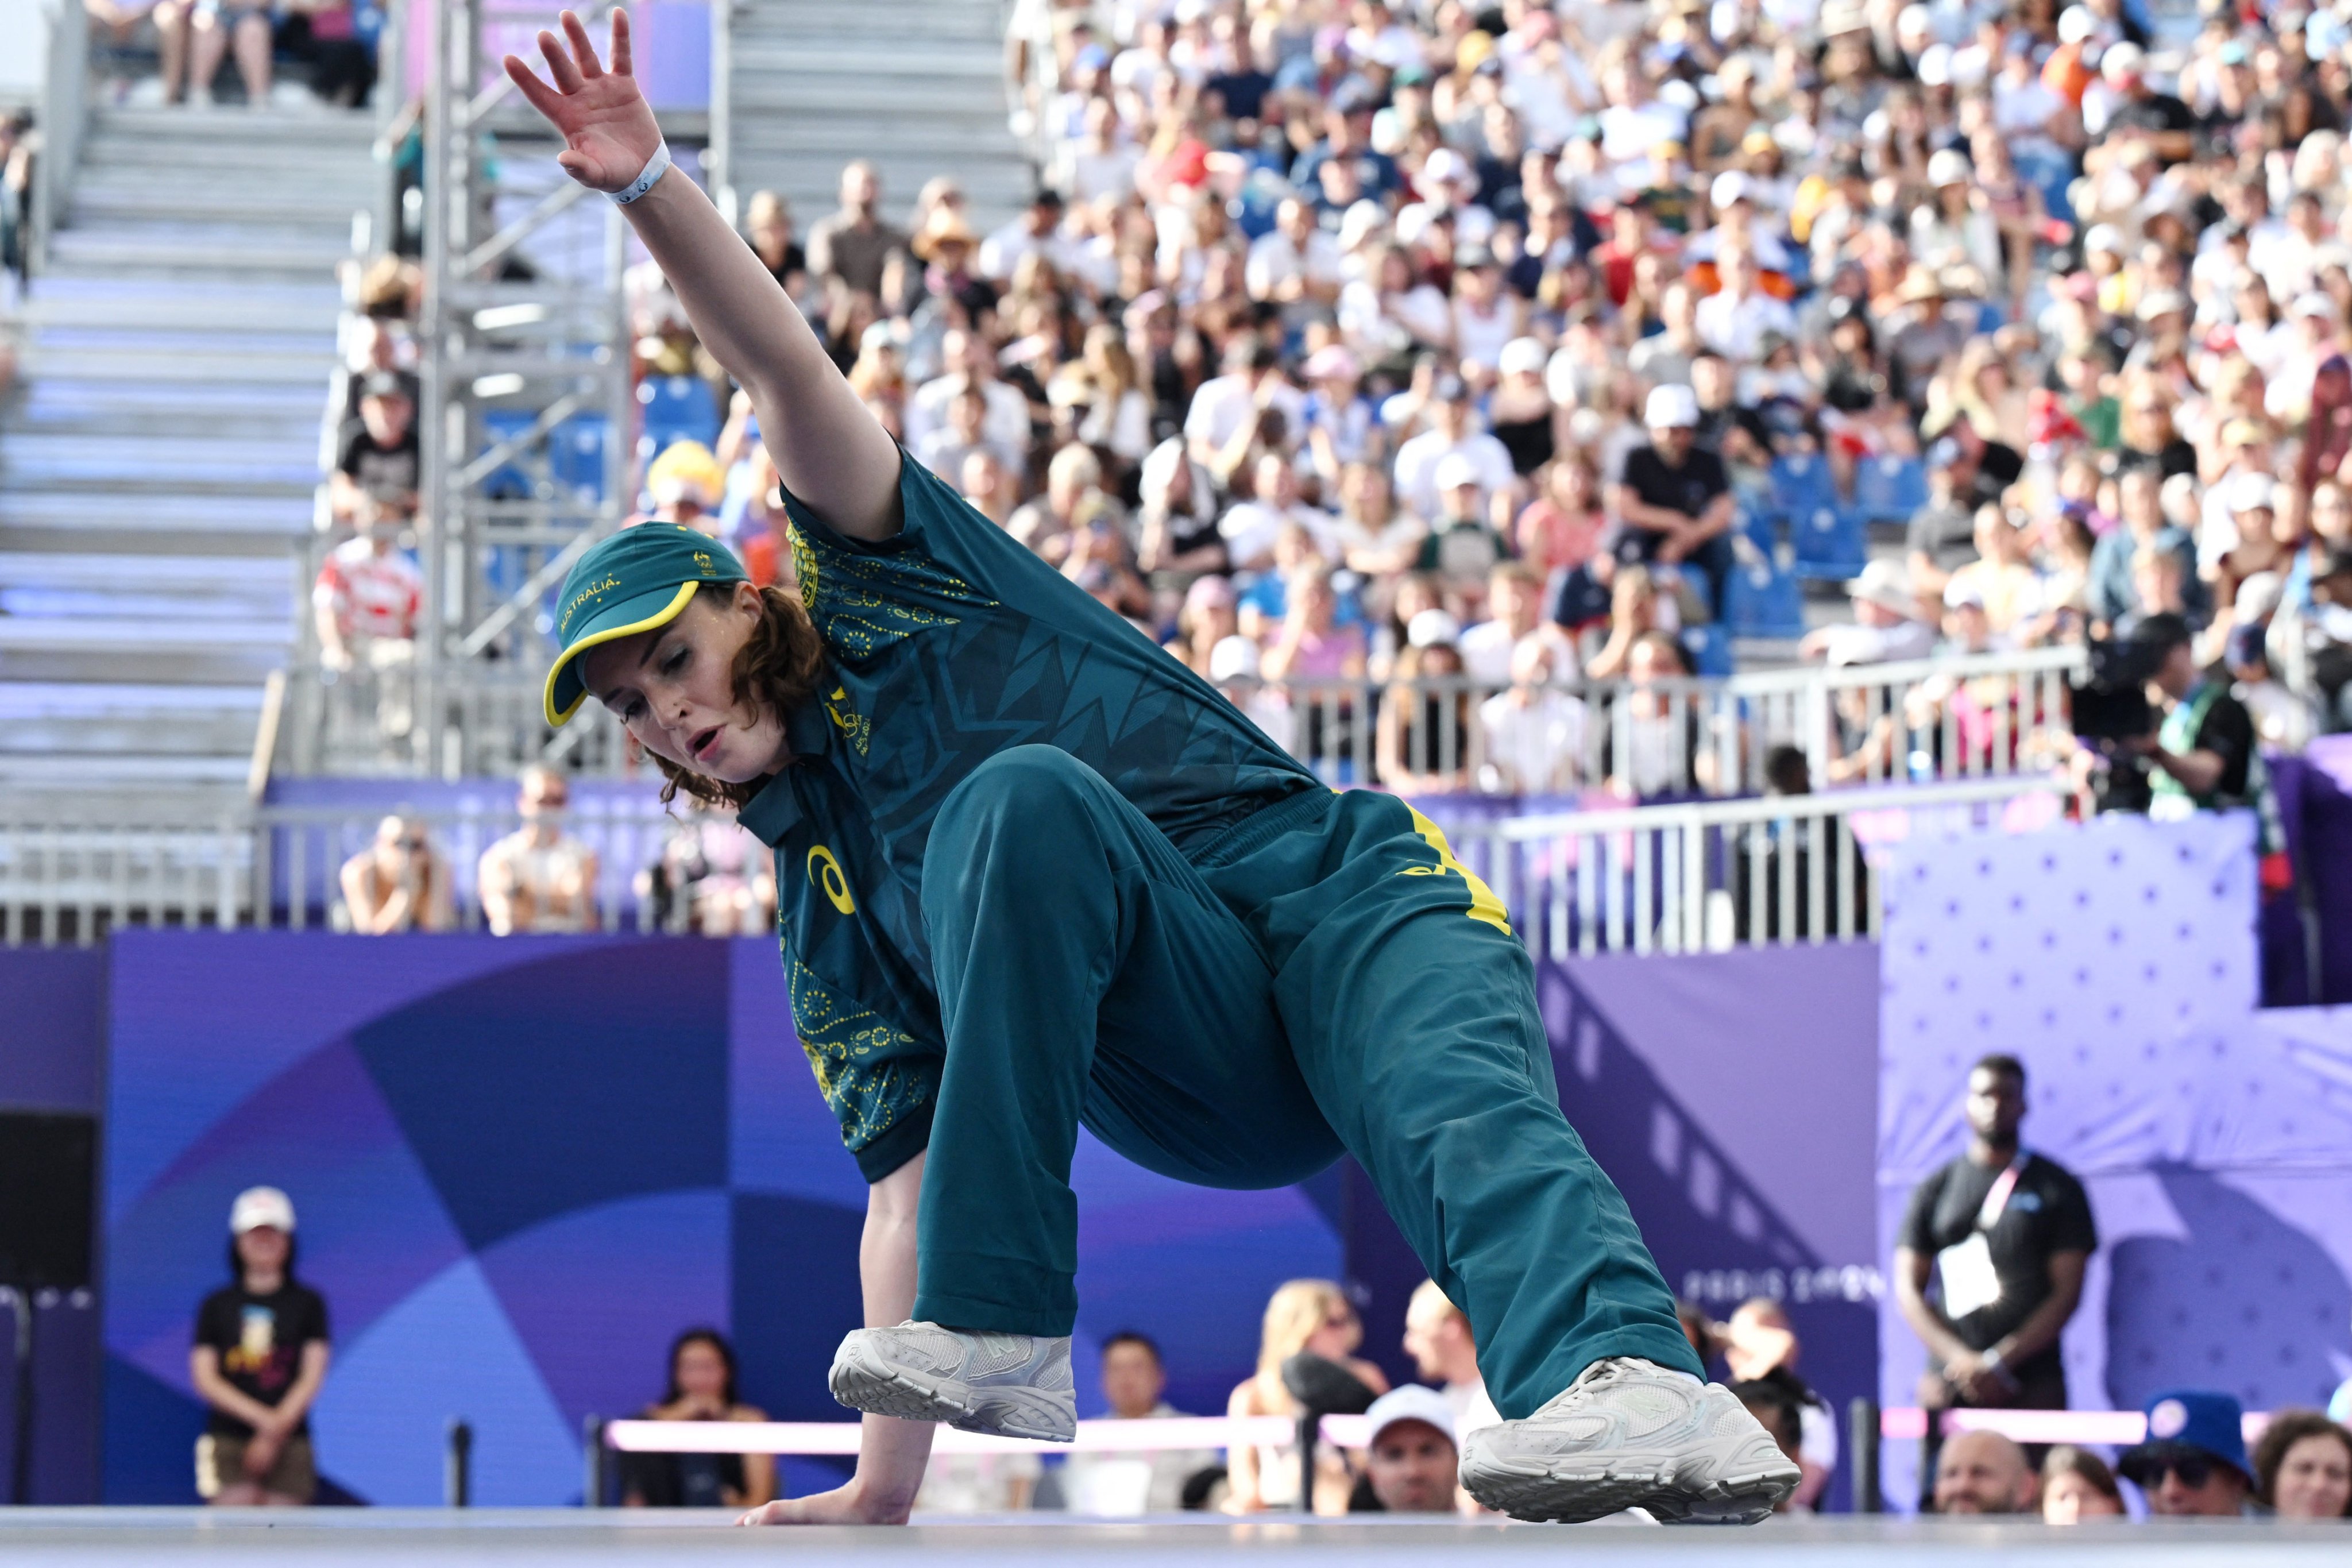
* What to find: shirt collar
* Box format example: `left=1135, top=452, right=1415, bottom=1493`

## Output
left=735, top=701, right=833, bottom=847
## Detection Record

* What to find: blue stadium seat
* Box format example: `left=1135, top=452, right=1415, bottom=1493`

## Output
left=551, top=414, right=610, bottom=503
left=636, top=374, right=720, bottom=460
left=1733, top=503, right=1778, bottom=551
left=1766, top=452, right=1839, bottom=527
left=1721, top=550, right=1808, bottom=639
left=1680, top=621, right=1736, bottom=676
left=1850, top=453, right=1927, bottom=523
left=1790, top=504, right=1869, bottom=581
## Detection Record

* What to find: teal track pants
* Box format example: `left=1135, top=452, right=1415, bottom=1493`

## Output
left=911, top=746, right=1701, bottom=1418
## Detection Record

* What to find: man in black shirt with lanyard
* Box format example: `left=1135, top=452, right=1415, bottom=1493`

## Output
left=1894, top=1054, right=2096, bottom=1500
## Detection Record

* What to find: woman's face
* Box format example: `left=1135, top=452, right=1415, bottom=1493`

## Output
left=674, top=1340, right=729, bottom=1406
left=2273, top=1433, right=2352, bottom=1519
left=2041, top=1468, right=2122, bottom=1524
left=581, top=585, right=789, bottom=785
left=237, top=1225, right=289, bottom=1277
left=1303, top=1300, right=1361, bottom=1360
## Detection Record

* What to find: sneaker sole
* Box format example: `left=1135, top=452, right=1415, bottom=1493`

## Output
left=1459, top=1449, right=1802, bottom=1525
left=827, top=1339, right=1076, bottom=1443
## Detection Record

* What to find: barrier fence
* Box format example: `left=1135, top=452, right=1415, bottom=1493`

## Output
left=0, top=772, right=2073, bottom=947
left=1450, top=775, right=2071, bottom=955
left=269, top=644, right=2090, bottom=793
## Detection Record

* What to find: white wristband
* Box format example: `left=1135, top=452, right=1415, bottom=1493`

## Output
left=610, top=141, right=671, bottom=206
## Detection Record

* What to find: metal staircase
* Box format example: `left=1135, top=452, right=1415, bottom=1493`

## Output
left=713, top=0, right=1031, bottom=230
left=1, top=104, right=376, bottom=792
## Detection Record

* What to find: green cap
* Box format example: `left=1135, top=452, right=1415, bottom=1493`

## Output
left=543, top=523, right=748, bottom=727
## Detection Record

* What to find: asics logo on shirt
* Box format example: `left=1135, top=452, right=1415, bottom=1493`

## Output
left=808, top=845, right=856, bottom=914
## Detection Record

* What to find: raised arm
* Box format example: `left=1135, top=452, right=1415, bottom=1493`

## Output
left=504, top=11, right=902, bottom=540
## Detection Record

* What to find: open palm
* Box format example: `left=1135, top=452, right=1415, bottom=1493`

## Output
left=503, top=10, right=663, bottom=194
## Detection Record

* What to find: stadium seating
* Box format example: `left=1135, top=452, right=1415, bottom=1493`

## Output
left=1848, top=453, right=1927, bottom=524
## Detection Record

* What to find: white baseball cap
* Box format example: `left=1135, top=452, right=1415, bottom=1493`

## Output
left=2057, top=5, right=2096, bottom=43
left=1928, top=149, right=1972, bottom=187
left=1365, top=1384, right=1459, bottom=1449
left=230, top=1185, right=296, bottom=1235
left=1407, top=608, right=1462, bottom=648
left=1710, top=171, right=1754, bottom=208
left=1497, top=337, right=1548, bottom=379
left=1432, top=451, right=1484, bottom=492
left=2229, top=470, right=2277, bottom=512
left=1645, top=383, right=1701, bottom=429
left=1208, top=634, right=1264, bottom=683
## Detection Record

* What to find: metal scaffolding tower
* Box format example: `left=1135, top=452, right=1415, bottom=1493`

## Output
left=415, top=0, right=633, bottom=778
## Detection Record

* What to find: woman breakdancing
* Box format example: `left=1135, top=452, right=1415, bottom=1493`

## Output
left=508, top=12, right=1795, bottom=1527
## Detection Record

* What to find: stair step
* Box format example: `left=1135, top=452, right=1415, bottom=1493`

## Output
left=731, top=44, right=1006, bottom=79
left=88, top=105, right=380, bottom=141
left=21, top=346, right=337, bottom=384
left=730, top=74, right=1009, bottom=116
left=0, top=615, right=292, bottom=649
left=1, top=588, right=293, bottom=621
left=70, top=189, right=372, bottom=226
left=0, top=681, right=266, bottom=717
left=0, top=753, right=260, bottom=786
left=0, top=555, right=292, bottom=592
left=44, top=234, right=357, bottom=277
left=0, top=491, right=316, bottom=551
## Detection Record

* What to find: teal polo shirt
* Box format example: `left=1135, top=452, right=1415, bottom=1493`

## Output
left=736, top=453, right=1316, bottom=1180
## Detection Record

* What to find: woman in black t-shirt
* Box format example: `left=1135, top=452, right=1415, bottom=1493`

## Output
left=620, top=1330, right=775, bottom=1510
left=190, top=1187, right=331, bottom=1506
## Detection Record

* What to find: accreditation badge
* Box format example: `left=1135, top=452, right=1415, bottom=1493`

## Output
left=1936, top=1231, right=2002, bottom=1321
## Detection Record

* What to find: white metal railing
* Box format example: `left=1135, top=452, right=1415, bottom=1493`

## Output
left=0, top=795, right=696, bottom=944
left=30, top=0, right=92, bottom=273
left=263, top=644, right=2088, bottom=791
left=1, top=777, right=2068, bottom=948
left=1449, top=775, right=2072, bottom=956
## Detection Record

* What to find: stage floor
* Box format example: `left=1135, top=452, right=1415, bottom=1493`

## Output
left=0, top=1511, right=2345, bottom=1565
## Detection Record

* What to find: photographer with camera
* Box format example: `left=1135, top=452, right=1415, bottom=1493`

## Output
left=2072, top=615, right=2280, bottom=850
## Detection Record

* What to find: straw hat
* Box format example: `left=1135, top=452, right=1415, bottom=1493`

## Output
left=912, top=208, right=980, bottom=262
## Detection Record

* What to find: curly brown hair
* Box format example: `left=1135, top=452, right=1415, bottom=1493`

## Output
left=647, top=583, right=828, bottom=809
left=2252, top=1409, right=2352, bottom=1514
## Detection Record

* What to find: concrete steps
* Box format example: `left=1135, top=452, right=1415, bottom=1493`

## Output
left=2, top=102, right=373, bottom=790
left=724, top=0, right=1031, bottom=230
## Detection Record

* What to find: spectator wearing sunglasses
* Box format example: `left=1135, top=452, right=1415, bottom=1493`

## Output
left=2117, top=1390, right=2255, bottom=1517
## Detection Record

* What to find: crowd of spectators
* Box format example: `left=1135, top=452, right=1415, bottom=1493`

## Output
left=568, top=0, right=2352, bottom=811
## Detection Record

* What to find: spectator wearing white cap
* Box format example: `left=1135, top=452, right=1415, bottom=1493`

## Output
left=1414, top=452, right=1514, bottom=616
left=1392, top=373, right=1517, bottom=522
left=191, top=1187, right=331, bottom=1507
left=1486, top=337, right=1557, bottom=477
left=1347, top=1385, right=1463, bottom=1514
left=1911, top=149, right=2005, bottom=299
left=2083, top=41, right=2193, bottom=167
left=1799, top=561, right=1936, bottom=668
left=1611, top=384, right=1736, bottom=614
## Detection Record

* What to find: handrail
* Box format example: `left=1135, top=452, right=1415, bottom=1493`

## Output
left=1489, top=774, right=2072, bottom=841
left=261, top=643, right=2093, bottom=790
left=30, top=0, right=92, bottom=277
left=1450, top=773, right=2069, bottom=956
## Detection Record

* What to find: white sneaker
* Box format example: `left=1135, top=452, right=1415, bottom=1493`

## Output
left=1458, top=1357, right=1801, bottom=1524
left=188, top=87, right=215, bottom=111
left=828, top=1321, right=1076, bottom=1442
left=124, top=78, right=167, bottom=108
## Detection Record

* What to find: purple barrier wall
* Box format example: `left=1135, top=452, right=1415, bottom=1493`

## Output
left=98, top=932, right=1341, bottom=1505
left=1878, top=810, right=2352, bottom=1510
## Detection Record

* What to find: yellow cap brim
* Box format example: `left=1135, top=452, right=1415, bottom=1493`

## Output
left=542, top=580, right=701, bottom=728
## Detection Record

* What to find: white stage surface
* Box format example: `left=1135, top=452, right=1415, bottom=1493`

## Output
left=0, top=1509, right=2345, bottom=1566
